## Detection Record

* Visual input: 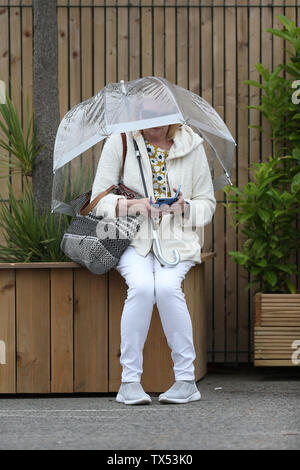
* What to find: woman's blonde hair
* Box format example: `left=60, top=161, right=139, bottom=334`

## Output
left=137, top=123, right=182, bottom=141
left=167, top=124, right=182, bottom=140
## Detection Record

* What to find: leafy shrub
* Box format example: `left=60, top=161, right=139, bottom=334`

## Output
left=223, top=149, right=300, bottom=293
left=0, top=182, right=71, bottom=263
left=224, top=15, right=300, bottom=293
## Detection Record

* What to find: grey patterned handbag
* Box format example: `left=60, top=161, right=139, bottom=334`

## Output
left=60, top=134, right=145, bottom=275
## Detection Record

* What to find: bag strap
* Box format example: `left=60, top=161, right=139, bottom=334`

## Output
left=120, top=132, right=127, bottom=179
left=79, top=133, right=127, bottom=216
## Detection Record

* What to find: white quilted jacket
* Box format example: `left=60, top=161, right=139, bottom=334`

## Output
left=91, top=125, right=216, bottom=264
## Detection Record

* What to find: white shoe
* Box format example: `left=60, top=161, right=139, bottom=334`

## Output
left=158, top=381, right=201, bottom=404
left=116, top=382, right=152, bottom=405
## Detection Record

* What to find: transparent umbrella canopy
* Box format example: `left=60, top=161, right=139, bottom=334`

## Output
left=52, top=76, right=236, bottom=216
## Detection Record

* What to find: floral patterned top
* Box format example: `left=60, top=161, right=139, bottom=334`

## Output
left=144, top=139, right=172, bottom=200
left=144, top=139, right=172, bottom=225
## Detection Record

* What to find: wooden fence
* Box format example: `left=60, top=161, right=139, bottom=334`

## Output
left=0, top=0, right=299, bottom=364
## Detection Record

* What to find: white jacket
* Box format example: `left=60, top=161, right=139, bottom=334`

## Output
left=91, top=125, right=216, bottom=264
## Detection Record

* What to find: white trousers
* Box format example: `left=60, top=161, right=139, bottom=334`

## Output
left=114, top=245, right=197, bottom=383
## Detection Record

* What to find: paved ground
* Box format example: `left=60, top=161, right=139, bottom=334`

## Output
left=0, top=366, right=299, bottom=450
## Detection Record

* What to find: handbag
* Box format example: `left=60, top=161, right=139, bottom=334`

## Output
left=60, top=133, right=145, bottom=275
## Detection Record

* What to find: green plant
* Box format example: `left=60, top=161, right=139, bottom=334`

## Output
left=223, top=151, right=300, bottom=293
left=0, top=88, right=43, bottom=180
left=0, top=182, right=71, bottom=263
left=244, top=15, right=300, bottom=155
left=266, top=15, right=300, bottom=78
left=224, top=14, right=300, bottom=294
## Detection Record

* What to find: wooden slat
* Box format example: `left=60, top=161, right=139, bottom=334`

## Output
left=273, top=0, right=285, bottom=81
left=165, top=0, right=176, bottom=83
left=225, top=1, right=238, bottom=363
left=153, top=0, right=165, bottom=78
left=213, top=0, right=226, bottom=363
left=201, top=0, right=214, bottom=362
left=261, top=310, right=300, bottom=315
left=261, top=302, right=300, bottom=306
left=0, top=269, right=16, bottom=393
left=0, top=262, right=81, bottom=269
left=261, top=313, right=300, bottom=318
left=249, top=0, right=261, bottom=359
left=106, top=1, right=117, bottom=84
left=118, top=0, right=129, bottom=82
left=69, top=0, right=81, bottom=193
left=255, top=342, right=300, bottom=346
left=255, top=337, right=299, bottom=341
left=261, top=0, right=273, bottom=161
left=81, top=0, right=93, bottom=101
left=177, top=3, right=188, bottom=89
left=255, top=342, right=298, bottom=346
left=262, top=298, right=300, bottom=303
left=81, top=0, right=94, bottom=182
left=255, top=327, right=300, bottom=334
left=188, top=0, right=200, bottom=94
left=141, top=0, right=152, bottom=77
left=255, top=359, right=299, bottom=366
left=285, top=0, right=297, bottom=65
left=94, top=1, right=105, bottom=90
left=51, top=268, right=73, bottom=393
left=255, top=352, right=295, bottom=359
left=237, top=0, right=250, bottom=362
left=261, top=321, right=300, bottom=327
left=16, top=269, right=50, bottom=393
left=93, top=0, right=105, bottom=166
left=73, top=268, right=108, bottom=392
left=0, top=255, right=215, bottom=269
left=129, top=0, right=140, bottom=81
left=261, top=294, right=300, bottom=298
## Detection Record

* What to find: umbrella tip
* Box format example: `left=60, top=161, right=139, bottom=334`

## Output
left=120, top=80, right=126, bottom=95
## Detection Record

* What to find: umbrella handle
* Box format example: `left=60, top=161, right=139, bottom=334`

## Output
left=152, top=225, right=180, bottom=268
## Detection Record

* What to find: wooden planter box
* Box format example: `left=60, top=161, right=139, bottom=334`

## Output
left=254, top=293, right=300, bottom=366
left=0, top=252, right=215, bottom=394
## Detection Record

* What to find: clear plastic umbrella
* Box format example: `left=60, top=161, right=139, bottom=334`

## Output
left=52, top=76, right=236, bottom=266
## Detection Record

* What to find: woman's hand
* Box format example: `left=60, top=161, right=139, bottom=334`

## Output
left=158, top=188, right=187, bottom=216
left=116, top=197, right=162, bottom=218
left=116, top=189, right=188, bottom=218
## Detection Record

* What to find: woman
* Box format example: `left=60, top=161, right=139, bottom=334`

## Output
left=91, top=123, right=216, bottom=405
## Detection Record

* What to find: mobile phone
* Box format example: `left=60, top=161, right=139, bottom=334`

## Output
left=150, top=185, right=181, bottom=208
